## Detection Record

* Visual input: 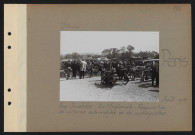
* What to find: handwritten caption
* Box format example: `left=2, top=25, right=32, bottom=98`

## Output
left=58, top=102, right=167, bottom=118
left=58, top=96, right=187, bottom=118
left=60, top=23, right=80, bottom=30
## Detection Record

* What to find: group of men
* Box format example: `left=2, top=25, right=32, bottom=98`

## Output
left=61, top=58, right=159, bottom=87
left=62, top=60, right=87, bottom=79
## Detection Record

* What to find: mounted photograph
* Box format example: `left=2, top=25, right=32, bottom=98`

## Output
left=60, top=31, right=159, bottom=102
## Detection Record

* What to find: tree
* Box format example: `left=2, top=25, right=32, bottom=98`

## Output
left=119, top=46, right=127, bottom=53
left=101, top=48, right=120, bottom=59
left=92, top=54, right=101, bottom=58
left=134, top=51, right=159, bottom=59
left=111, top=48, right=119, bottom=58
left=71, top=52, right=80, bottom=59
left=63, top=52, right=82, bottom=59
left=137, top=51, right=148, bottom=59
left=60, top=54, right=65, bottom=60
left=126, top=45, right=135, bottom=58
left=120, top=52, right=129, bottom=60
left=126, top=45, right=134, bottom=52
left=101, top=48, right=112, bottom=56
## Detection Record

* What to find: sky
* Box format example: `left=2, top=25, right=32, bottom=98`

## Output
left=60, top=31, right=159, bottom=55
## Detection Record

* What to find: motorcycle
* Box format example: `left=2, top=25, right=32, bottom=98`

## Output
left=101, top=70, right=116, bottom=86
left=101, top=67, right=129, bottom=86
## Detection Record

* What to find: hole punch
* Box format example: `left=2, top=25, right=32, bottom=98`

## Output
left=8, top=101, right=11, bottom=106
left=8, top=32, right=11, bottom=36
left=8, top=88, right=11, bottom=92
left=8, top=46, right=11, bottom=49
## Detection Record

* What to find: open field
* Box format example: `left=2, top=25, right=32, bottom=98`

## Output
left=60, top=76, right=159, bottom=102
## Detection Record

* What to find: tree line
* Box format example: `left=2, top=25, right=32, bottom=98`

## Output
left=60, top=45, right=159, bottom=60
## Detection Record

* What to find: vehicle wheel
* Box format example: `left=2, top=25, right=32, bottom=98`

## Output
left=124, top=74, right=129, bottom=84
left=110, top=77, right=116, bottom=86
left=101, top=77, right=105, bottom=84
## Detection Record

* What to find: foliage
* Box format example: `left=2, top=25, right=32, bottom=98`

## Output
left=61, top=45, right=159, bottom=60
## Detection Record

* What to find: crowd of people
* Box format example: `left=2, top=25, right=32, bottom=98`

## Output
left=60, top=58, right=159, bottom=87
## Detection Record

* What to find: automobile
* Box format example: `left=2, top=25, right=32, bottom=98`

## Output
left=138, top=59, right=159, bottom=82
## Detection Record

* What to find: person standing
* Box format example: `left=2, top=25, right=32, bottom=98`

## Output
left=76, top=60, right=80, bottom=77
left=140, top=64, right=145, bottom=83
left=103, top=61, right=109, bottom=70
left=66, top=67, right=72, bottom=80
left=152, top=61, right=156, bottom=86
left=83, top=60, right=87, bottom=78
left=71, top=60, right=77, bottom=78
left=111, top=59, right=119, bottom=73
left=79, top=60, right=82, bottom=79
left=88, top=60, right=93, bottom=77
left=155, top=62, right=159, bottom=86
left=152, top=61, right=159, bottom=86
left=79, top=60, right=87, bottom=79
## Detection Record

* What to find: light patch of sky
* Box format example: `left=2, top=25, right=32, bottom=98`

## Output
left=60, top=31, right=159, bottom=55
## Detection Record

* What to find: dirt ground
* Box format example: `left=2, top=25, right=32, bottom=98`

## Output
left=60, top=76, right=159, bottom=102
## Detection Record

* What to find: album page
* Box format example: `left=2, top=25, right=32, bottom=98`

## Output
left=4, top=4, right=192, bottom=132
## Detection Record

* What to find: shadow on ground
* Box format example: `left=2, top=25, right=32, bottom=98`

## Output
left=94, top=82, right=114, bottom=89
left=88, top=80, right=101, bottom=82
left=138, top=83, right=152, bottom=88
left=149, top=90, right=159, bottom=92
left=93, top=80, right=127, bottom=89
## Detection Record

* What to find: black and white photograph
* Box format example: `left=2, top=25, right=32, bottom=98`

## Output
left=60, top=31, right=159, bottom=102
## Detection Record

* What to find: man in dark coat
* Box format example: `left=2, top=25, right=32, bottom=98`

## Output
left=76, top=60, right=80, bottom=77
left=152, top=61, right=159, bottom=86
left=71, top=60, right=77, bottom=78
left=155, top=62, right=159, bottom=86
